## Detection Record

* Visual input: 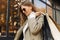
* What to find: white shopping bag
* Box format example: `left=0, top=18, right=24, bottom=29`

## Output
left=46, top=13, right=60, bottom=40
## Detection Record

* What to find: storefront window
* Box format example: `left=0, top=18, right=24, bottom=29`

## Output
left=0, top=0, right=20, bottom=37
left=34, top=0, right=52, bottom=16
left=0, top=0, right=7, bottom=37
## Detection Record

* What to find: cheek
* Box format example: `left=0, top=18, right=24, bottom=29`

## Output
left=26, top=8, right=29, bottom=12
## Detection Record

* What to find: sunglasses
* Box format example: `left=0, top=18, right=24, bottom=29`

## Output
left=22, top=8, right=26, bottom=11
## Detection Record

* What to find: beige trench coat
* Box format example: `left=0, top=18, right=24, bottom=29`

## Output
left=14, top=14, right=44, bottom=40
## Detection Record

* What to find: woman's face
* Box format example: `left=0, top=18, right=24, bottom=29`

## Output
left=21, top=5, right=32, bottom=16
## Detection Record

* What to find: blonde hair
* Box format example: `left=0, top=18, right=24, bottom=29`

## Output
left=21, top=1, right=39, bottom=12
left=20, top=1, right=40, bottom=26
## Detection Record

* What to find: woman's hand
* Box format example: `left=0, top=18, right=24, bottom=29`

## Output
left=36, top=11, right=42, bottom=16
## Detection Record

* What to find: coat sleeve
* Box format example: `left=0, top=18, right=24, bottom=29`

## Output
left=14, top=27, right=23, bottom=40
left=28, top=14, right=44, bottom=35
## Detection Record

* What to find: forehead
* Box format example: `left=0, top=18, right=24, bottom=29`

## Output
left=21, top=5, right=28, bottom=8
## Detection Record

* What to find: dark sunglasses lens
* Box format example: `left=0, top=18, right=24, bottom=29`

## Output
left=23, top=8, right=26, bottom=11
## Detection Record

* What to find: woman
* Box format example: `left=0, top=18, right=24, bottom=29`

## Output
left=14, top=1, right=44, bottom=40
